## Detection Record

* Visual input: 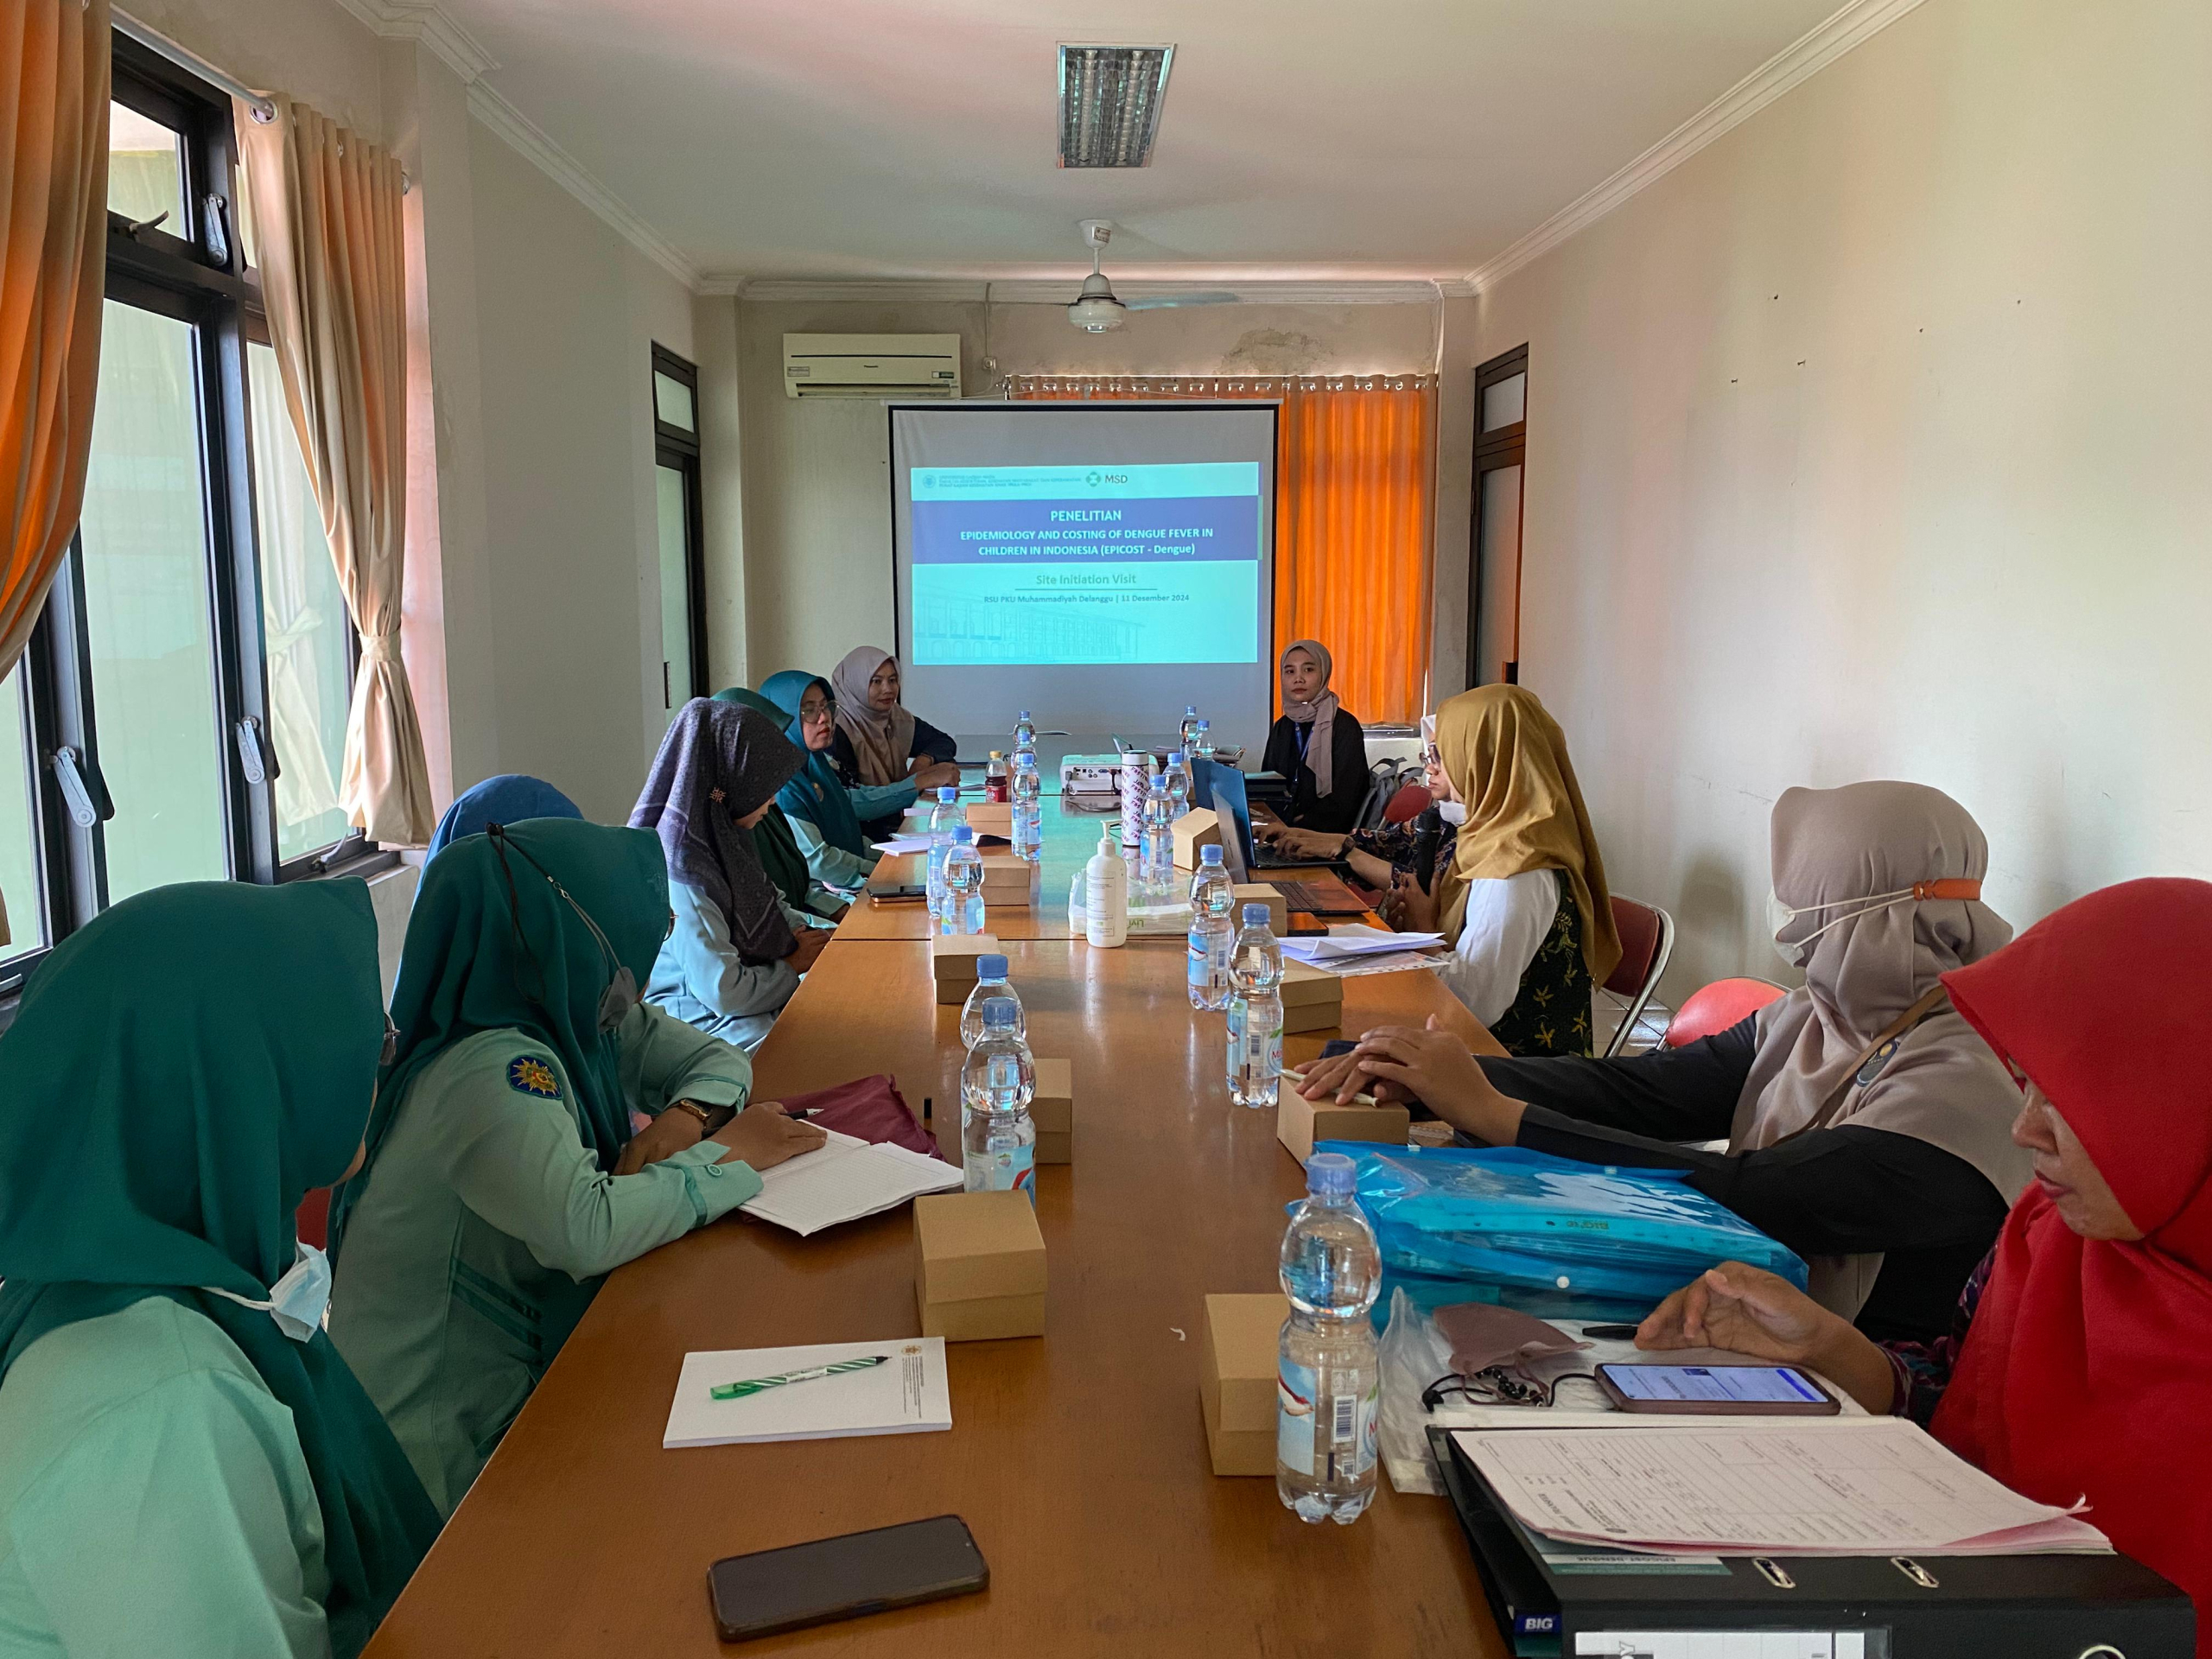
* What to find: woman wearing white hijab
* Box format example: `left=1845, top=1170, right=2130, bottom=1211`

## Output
left=1259, top=640, right=1368, bottom=833
left=824, top=646, right=959, bottom=839
left=1301, top=780, right=2029, bottom=1344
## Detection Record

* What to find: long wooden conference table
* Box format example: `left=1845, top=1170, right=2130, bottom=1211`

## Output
left=364, top=795, right=1511, bottom=1658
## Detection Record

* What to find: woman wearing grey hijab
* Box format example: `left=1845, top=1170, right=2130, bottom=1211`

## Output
left=1299, top=781, right=2028, bottom=1345
left=631, top=700, right=836, bottom=1049
left=1259, top=639, right=1369, bottom=832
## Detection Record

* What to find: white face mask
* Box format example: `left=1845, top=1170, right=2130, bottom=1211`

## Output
left=202, top=1241, right=333, bottom=1343
left=1435, top=800, right=1467, bottom=826
left=1768, top=879, right=1984, bottom=970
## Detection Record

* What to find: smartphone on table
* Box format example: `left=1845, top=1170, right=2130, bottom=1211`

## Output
left=868, top=881, right=928, bottom=906
left=709, top=1514, right=987, bottom=1642
left=1594, top=1363, right=1840, bottom=1415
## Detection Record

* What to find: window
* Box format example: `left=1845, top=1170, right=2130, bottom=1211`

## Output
left=0, top=37, right=380, bottom=994
left=1468, top=346, right=1528, bottom=688
left=652, top=346, right=707, bottom=714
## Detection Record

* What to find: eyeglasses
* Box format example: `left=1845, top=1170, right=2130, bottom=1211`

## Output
left=1421, top=746, right=1440, bottom=770
left=799, top=697, right=834, bottom=720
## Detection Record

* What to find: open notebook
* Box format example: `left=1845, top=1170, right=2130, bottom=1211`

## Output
left=739, top=1129, right=961, bottom=1237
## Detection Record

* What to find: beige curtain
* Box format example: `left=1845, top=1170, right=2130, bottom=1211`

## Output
left=237, top=95, right=434, bottom=845
left=2, top=0, right=108, bottom=681
left=2, top=0, right=109, bottom=944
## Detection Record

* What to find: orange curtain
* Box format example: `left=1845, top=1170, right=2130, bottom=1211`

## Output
left=1, top=0, right=109, bottom=683
left=238, top=96, right=435, bottom=844
left=1006, top=374, right=1435, bottom=724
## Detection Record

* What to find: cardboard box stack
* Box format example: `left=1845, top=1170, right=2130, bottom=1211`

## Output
left=964, top=800, right=1013, bottom=841
left=1276, top=1085, right=1411, bottom=1165
left=914, top=1191, right=1046, bottom=1342
left=929, top=932, right=1001, bottom=1006
left=1280, top=958, right=1344, bottom=1034
left=1199, top=1292, right=1289, bottom=1476
left=979, top=855, right=1037, bottom=910
left=1230, top=883, right=1286, bottom=934
left=1031, top=1057, right=1074, bottom=1164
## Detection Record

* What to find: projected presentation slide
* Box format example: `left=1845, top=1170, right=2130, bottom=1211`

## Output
left=907, top=461, right=1263, bottom=666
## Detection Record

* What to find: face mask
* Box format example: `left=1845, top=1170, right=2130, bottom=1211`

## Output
left=202, top=1241, right=333, bottom=1343
left=1769, top=878, right=1984, bottom=969
left=1436, top=800, right=1467, bottom=826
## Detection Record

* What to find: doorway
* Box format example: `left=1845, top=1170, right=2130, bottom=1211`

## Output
left=1466, top=346, right=1527, bottom=688
left=652, top=345, right=707, bottom=715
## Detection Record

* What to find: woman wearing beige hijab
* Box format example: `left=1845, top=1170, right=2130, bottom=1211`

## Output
left=822, top=646, right=958, bottom=838
left=1308, top=779, right=2028, bottom=1345
left=1386, top=686, right=1622, bottom=1055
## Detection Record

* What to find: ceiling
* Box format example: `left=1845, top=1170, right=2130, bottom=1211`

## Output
left=435, top=0, right=1851, bottom=287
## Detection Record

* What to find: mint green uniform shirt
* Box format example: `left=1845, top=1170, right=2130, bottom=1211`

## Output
left=0, top=1298, right=332, bottom=1658
left=327, top=1001, right=758, bottom=1515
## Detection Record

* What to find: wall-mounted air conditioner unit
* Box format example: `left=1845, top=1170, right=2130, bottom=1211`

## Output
left=782, top=334, right=962, bottom=398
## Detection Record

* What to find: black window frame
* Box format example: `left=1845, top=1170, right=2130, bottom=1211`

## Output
left=1467, top=344, right=1529, bottom=689
left=651, top=343, right=709, bottom=709
left=0, top=35, right=392, bottom=1001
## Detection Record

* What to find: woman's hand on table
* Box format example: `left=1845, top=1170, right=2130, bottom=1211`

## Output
left=709, top=1101, right=829, bottom=1172
left=912, top=760, right=962, bottom=792
left=786, top=928, right=833, bottom=974
left=1382, top=871, right=1440, bottom=933
left=1255, top=824, right=1345, bottom=860
left=613, top=1105, right=710, bottom=1175
left=1347, top=1016, right=1525, bottom=1144
left=1637, top=1262, right=1898, bottom=1414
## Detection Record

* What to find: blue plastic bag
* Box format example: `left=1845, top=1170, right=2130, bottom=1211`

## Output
left=1313, top=1142, right=1807, bottom=1326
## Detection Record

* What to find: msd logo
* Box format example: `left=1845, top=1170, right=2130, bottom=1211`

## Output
left=1085, top=471, right=1128, bottom=486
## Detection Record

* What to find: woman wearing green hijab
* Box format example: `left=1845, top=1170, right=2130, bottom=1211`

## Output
left=759, top=669, right=890, bottom=888
left=326, top=818, right=823, bottom=1515
left=0, top=880, right=440, bottom=1659
left=712, top=686, right=855, bottom=916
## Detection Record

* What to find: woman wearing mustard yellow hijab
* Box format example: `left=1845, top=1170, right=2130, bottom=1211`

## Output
left=1382, top=686, right=1620, bottom=1055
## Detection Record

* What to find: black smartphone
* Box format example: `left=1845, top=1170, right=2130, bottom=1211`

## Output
left=868, top=882, right=928, bottom=906
left=708, top=1515, right=987, bottom=1642
left=1594, top=1362, right=1840, bottom=1415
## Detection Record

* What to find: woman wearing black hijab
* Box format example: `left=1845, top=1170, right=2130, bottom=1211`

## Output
left=632, top=700, right=836, bottom=1048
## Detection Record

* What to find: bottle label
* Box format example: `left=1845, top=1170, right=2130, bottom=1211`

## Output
left=1187, top=938, right=1211, bottom=990
left=964, top=1142, right=1036, bottom=1202
left=1276, top=1358, right=1378, bottom=1480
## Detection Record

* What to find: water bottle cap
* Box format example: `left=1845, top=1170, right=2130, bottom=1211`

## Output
left=990, top=750, right=1003, bottom=760
left=1306, top=1152, right=1356, bottom=1198
left=1185, top=705, right=1197, bottom=715
left=1199, top=845, right=1224, bottom=865
left=938, top=786, right=957, bottom=802
left=978, top=954, right=1008, bottom=979
left=951, top=825, right=973, bottom=843
left=1168, top=750, right=1185, bottom=765
left=1019, top=709, right=1032, bottom=719
left=1242, top=903, right=1271, bottom=925
left=982, top=996, right=1019, bottom=1030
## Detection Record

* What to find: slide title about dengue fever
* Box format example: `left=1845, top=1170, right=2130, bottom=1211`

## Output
left=908, top=462, right=1262, bottom=666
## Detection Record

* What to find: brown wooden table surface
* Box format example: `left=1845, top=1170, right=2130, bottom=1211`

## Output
left=364, top=933, right=1507, bottom=1658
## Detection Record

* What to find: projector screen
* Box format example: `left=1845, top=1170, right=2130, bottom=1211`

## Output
left=890, top=403, right=1277, bottom=751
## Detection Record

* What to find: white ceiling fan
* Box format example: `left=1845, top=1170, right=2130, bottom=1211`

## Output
left=1065, top=220, right=1242, bottom=332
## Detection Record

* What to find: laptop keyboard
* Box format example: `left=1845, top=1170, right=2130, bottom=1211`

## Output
left=1274, top=879, right=1370, bottom=916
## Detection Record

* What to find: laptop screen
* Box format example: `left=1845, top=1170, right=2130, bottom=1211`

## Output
left=1198, top=760, right=1255, bottom=884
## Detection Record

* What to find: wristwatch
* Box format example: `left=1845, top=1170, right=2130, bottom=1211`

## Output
left=670, top=1099, right=721, bottom=1132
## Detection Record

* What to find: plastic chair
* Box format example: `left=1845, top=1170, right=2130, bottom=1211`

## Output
left=1661, top=976, right=1788, bottom=1048
left=1600, top=896, right=1675, bottom=1058
left=1382, top=780, right=1432, bottom=824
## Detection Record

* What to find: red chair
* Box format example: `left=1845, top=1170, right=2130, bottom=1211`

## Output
left=1600, top=896, right=1675, bottom=1058
left=1382, top=781, right=1432, bottom=824
left=1662, top=976, right=1788, bottom=1048
left=296, top=1187, right=332, bottom=1250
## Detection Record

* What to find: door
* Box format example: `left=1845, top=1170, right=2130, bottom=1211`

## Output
left=652, top=346, right=707, bottom=715
left=1467, top=346, right=1528, bottom=687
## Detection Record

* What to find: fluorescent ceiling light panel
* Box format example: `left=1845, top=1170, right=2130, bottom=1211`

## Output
left=1057, top=44, right=1174, bottom=168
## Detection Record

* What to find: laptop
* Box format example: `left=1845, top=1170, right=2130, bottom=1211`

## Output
left=1198, top=760, right=1351, bottom=875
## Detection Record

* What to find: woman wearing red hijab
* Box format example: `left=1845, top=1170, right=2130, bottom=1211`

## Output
left=1637, top=877, right=2212, bottom=1645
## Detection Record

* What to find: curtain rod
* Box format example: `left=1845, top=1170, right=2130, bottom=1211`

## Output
left=109, top=8, right=410, bottom=193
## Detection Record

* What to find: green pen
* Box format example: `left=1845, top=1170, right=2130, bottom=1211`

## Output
left=709, top=1354, right=890, bottom=1402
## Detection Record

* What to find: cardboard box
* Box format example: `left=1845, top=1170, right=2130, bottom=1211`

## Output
left=1032, top=1057, right=1072, bottom=1164
left=1200, top=1293, right=1288, bottom=1477
left=1231, top=884, right=1286, bottom=935
left=930, top=931, right=1001, bottom=1004
left=979, top=855, right=1036, bottom=909
left=914, top=1191, right=1046, bottom=1342
left=964, top=800, right=1013, bottom=839
left=1276, top=1089, right=1410, bottom=1165
left=1280, top=958, right=1344, bottom=1035
left=1172, top=807, right=1223, bottom=870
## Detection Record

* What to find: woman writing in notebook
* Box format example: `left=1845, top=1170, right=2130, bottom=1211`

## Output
left=1637, top=878, right=2212, bottom=1650
left=326, top=818, right=823, bottom=1515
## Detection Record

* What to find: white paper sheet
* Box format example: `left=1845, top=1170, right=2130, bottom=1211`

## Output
left=1281, top=924, right=1445, bottom=963
left=663, top=1338, right=952, bottom=1448
left=740, top=1130, right=961, bottom=1236
left=873, top=834, right=933, bottom=855
left=1453, top=1418, right=2111, bottom=1556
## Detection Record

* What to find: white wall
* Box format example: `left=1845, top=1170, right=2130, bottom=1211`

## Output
left=462, top=119, right=696, bottom=822
left=724, top=296, right=1442, bottom=685
left=1466, top=0, right=2212, bottom=1000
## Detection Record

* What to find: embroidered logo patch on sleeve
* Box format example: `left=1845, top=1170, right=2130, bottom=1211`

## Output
left=507, top=1056, right=562, bottom=1098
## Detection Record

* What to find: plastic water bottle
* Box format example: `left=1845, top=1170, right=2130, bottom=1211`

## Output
left=1226, top=904, right=1283, bottom=1109
left=1277, top=1152, right=1382, bottom=1525
left=1190, top=719, right=1215, bottom=762
left=940, top=826, right=986, bottom=936
left=1085, top=829, right=1128, bottom=949
left=1165, top=748, right=1192, bottom=819
left=1010, top=747, right=1043, bottom=858
left=925, top=785, right=961, bottom=918
left=1014, top=709, right=1037, bottom=751
left=962, top=999, right=1036, bottom=1202
left=1140, top=768, right=1177, bottom=903
left=1179, top=704, right=1202, bottom=753
left=959, top=954, right=1026, bottom=1049
left=1186, top=845, right=1237, bottom=1011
